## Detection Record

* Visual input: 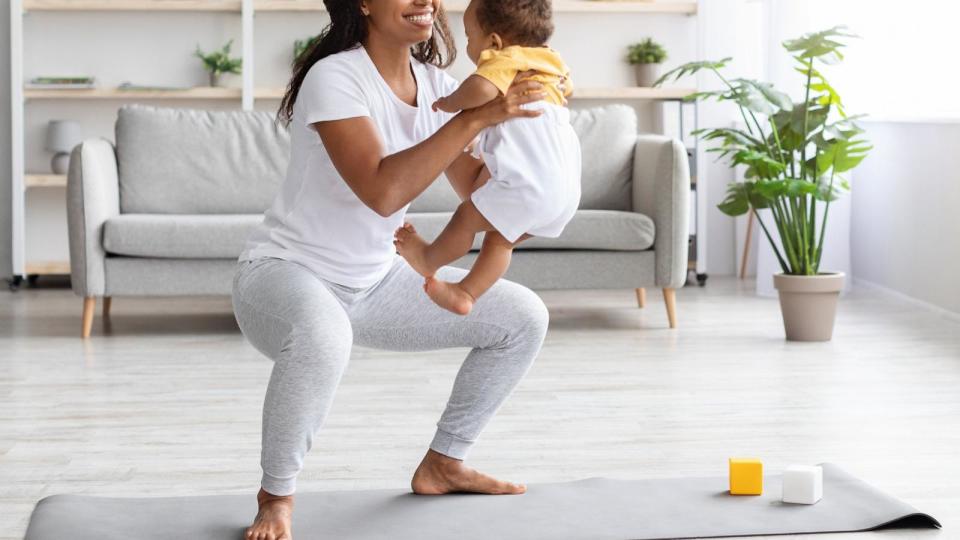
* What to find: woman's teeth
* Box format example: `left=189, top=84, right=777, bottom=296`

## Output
left=405, top=13, right=434, bottom=25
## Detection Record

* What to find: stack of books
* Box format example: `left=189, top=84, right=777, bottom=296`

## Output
left=27, top=76, right=96, bottom=90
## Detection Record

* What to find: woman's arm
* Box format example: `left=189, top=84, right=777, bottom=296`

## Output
left=314, top=81, right=546, bottom=217
left=432, top=75, right=501, bottom=113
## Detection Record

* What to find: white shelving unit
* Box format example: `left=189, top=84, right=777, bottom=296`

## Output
left=9, top=0, right=704, bottom=284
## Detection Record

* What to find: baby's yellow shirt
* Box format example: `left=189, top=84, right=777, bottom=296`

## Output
left=473, top=46, right=573, bottom=106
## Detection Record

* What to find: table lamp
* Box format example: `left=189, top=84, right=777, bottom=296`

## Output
left=45, top=120, right=81, bottom=174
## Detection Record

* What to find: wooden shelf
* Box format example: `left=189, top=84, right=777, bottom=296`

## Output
left=24, top=0, right=242, bottom=11
left=256, top=86, right=694, bottom=101
left=25, top=174, right=66, bottom=188
left=24, top=261, right=71, bottom=275
left=573, top=86, right=695, bottom=100
left=25, top=87, right=242, bottom=100
left=25, top=0, right=697, bottom=14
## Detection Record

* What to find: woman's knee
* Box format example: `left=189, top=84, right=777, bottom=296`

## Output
left=284, top=317, right=353, bottom=375
left=503, top=284, right=550, bottom=347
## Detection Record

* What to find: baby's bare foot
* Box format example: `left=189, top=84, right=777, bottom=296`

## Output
left=394, top=223, right=437, bottom=278
left=424, top=277, right=475, bottom=315
left=246, top=488, right=293, bottom=540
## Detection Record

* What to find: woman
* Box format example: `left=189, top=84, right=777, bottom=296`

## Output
left=231, top=0, right=551, bottom=538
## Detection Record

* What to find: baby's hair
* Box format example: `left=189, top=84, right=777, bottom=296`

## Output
left=476, top=0, right=554, bottom=47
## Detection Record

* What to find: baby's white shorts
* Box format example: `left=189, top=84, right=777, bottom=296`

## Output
left=471, top=101, right=582, bottom=243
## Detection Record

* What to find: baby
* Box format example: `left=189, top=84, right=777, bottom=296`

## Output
left=394, top=0, right=581, bottom=315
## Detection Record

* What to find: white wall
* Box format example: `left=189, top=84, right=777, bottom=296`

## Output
left=852, top=120, right=960, bottom=314
left=1, top=5, right=10, bottom=281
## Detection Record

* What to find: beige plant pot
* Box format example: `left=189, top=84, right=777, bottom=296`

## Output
left=773, top=272, right=845, bottom=342
left=634, top=63, right=661, bottom=87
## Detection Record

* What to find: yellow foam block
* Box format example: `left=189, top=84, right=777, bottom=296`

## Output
left=729, top=458, right=763, bottom=495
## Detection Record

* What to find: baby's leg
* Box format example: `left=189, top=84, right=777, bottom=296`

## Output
left=425, top=231, right=530, bottom=315
left=449, top=165, right=491, bottom=202
left=394, top=200, right=493, bottom=279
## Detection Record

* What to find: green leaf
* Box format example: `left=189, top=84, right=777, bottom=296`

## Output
left=782, top=26, right=858, bottom=63
left=754, top=179, right=786, bottom=200
left=729, top=82, right=775, bottom=115
left=718, top=182, right=772, bottom=215
left=694, top=127, right=764, bottom=148
left=732, top=149, right=785, bottom=178
left=785, top=178, right=817, bottom=196
left=817, top=137, right=872, bottom=175
left=654, top=57, right=731, bottom=87
left=736, top=79, right=794, bottom=111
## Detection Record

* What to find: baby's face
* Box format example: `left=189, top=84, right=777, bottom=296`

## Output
left=463, top=0, right=496, bottom=64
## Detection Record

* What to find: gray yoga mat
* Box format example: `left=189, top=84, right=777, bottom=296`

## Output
left=25, top=463, right=939, bottom=540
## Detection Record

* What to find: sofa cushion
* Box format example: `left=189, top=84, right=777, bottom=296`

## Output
left=408, top=173, right=463, bottom=213
left=410, top=104, right=638, bottom=213
left=571, top=104, right=637, bottom=211
left=406, top=209, right=654, bottom=251
left=103, top=210, right=653, bottom=260
left=103, top=214, right=262, bottom=259
left=116, top=105, right=290, bottom=214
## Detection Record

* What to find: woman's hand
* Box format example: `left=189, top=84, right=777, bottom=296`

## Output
left=466, top=74, right=546, bottom=129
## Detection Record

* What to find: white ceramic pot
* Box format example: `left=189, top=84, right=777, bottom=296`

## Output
left=773, top=272, right=845, bottom=342
left=51, top=152, right=70, bottom=175
left=634, top=63, right=661, bottom=87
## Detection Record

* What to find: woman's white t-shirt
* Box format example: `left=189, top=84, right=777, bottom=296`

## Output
left=240, top=46, right=460, bottom=287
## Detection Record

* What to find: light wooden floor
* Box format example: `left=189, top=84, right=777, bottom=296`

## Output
left=1, top=278, right=957, bottom=539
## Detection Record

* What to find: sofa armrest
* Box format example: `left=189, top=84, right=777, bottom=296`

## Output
left=631, top=135, right=690, bottom=288
left=67, top=139, right=120, bottom=297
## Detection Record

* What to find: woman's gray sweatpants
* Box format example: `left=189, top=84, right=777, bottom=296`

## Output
left=231, top=256, right=549, bottom=496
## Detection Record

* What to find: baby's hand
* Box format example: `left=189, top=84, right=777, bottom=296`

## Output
left=432, top=97, right=460, bottom=113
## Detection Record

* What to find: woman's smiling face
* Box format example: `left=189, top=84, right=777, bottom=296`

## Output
left=363, top=0, right=437, bottom=47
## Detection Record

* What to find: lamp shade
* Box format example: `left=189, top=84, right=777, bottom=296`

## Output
left=45, top=120, right=81, bottom=153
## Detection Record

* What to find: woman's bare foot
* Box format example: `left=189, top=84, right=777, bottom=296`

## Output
left=411, top=449, right=526, bottom=495
left=245, top=488, right=294, bottom=540
left=394, top=223, right=438, bottom=278
left=424, top=277, right=475, bottom=315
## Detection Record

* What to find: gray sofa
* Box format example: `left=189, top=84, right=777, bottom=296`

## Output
left=67, top=104, right=689, bottom=338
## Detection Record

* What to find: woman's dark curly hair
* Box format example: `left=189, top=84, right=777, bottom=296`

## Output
left=278, top=0, right=457, bottom=125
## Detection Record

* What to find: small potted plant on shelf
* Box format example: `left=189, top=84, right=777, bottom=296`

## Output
left=655, top=27, right=872, bottom=342
left=195, top=40, right=242, bottom=87
left=627, top=37, right=667, bottom=87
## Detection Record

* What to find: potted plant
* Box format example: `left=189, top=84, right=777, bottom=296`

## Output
left=627, top=38, right=667, bottom=87
left=195, top=40, right=242, bottom=87
left=655, top=27, right=871, bottom=341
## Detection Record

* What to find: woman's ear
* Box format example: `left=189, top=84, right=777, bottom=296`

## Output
left=360, top=1, right=370, bottom=15
left=490, top=33, right=503, bottom=50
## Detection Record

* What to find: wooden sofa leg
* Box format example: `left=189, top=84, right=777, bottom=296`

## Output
left=635, top=288, right=646, bottom=308
left=103, top=297, right=112, bottom=319
left=663, top=288, right=677, bottom=329
left=82, top=297, right=96, bottom=338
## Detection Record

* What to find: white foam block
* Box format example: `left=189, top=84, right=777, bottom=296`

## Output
left=782, top=465, right=823, bottom=504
